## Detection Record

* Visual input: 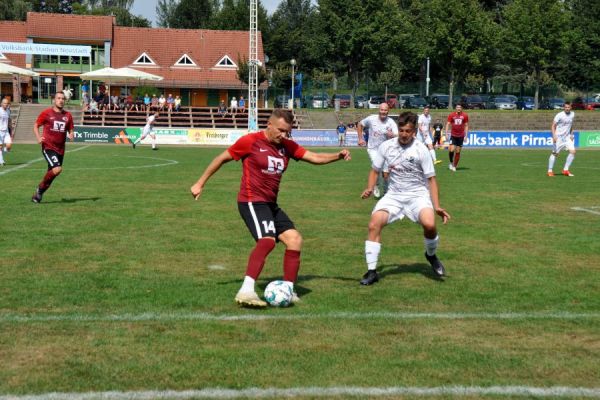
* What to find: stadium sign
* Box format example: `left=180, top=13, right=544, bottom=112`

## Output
left=578, top=131, right=600, bottom=148
left=73, top=127, right=140, bottom=144
left=463, top=131, right=578, bottom=148
left=0, top=42, right=91, bottom=57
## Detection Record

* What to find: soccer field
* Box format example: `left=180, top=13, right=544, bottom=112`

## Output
left=0, top=144, right=599, bottom=399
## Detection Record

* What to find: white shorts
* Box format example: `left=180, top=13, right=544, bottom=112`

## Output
left=372, top=191, right=433, bottom=224
left=552, top=136, right=575, bottom=153
left=417, top=132, right=432, bottom=145
left=368, top=148, right=389, bottom=173
left=0, top=130, right=11, bottom=145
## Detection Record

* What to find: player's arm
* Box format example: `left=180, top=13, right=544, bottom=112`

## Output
left=357, top=122, right=366, bottom=146
left=361, top=168, right=380, bottom=199
left=463, top=122, right=469, bottom=139
left=428, top=176, right=450, bottom=224
left=190, top=150, right=234, bottom=200
left=8, top=116, right=13, bottom=138
left=33, top=121, right=42, bottom=143
left=551, top=121, right=557, bottom=142
left=301, top=149, right=351, bottom=165
left=68, top=128, right=74, bottom=142
left=444, top=121, right=451, bottom=137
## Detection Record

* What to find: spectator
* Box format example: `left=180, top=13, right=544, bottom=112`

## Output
left=158, top=94, right=166, bottom=111
left=125, top=94, right=134, bottom=112
left=102, top=93, right=110, bottom=111
left=143, top=93, right=151, bottom=112
left=81, top=83, right=89, bottom=95
left=89, top=98, right=99, bottom=118
left=218, top=100, right=228, bottom=118
left=238, top=96, right=246, bottom=113
left=99, top=82, right=106, bottom=95
left=174, top=95, right=182, bottom=112
left=167, top=94, right=175, bottom=111
left=230, top=96, right=238, bottom=115
left=81, top=91, right=90, bottom=112
left=151, top=94, right=159, bottom=111
left=337, top=122, right=347, bottom=146
left=111, top=93, right=120, bottom=112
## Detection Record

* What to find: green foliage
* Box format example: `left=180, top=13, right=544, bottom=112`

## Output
left=131, top=86, right=161, bottom=97
left=236, top=57, right=268, bottom=85
left=210, top=0, right=269, bottom=31
left=0, top=0, right=31, bottom=20
left=170, top=0, right=215, bottom=29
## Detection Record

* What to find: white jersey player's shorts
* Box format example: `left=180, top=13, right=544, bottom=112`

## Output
left=552, top=136, right=575, bottom=153
left=416, top=131, right=432, bottom=146
left=0, top=130, right=11, bottom=145
left=372, top=191, right=433, bottom=224
left=367, top=148, right=389, bottom=173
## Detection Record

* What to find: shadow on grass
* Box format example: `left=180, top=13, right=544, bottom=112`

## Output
left=42, top=197, right=102, bottom=204
left=378, top=263, right=446, bottom=282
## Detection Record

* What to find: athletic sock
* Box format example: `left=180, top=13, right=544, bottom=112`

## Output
left=449, top=151, right=454, bottom=163
left=424, top=235, right=439, bottom=257
left=239, top=276, right=256, bottom=293
left=283, top=249, right=301, bottom=282
left=453, top=153, right=461, bottom=167
left=548, top=154, right=556, bottom=171
left=0, top=150, right=4, bottom=163
left=38, top=170, right=57, bottom=192
left=365, top=240, right=381, bottom=271
left=151, top=137, right=156, bottom=149
left=564, top=153, right=575, bottom=170
left=244, top=238, right=276, bottom=280
left=429, top=149, right=437, bottom=163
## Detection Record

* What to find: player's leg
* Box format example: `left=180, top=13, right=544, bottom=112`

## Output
left=275, top=207, right=302, bottom=302
left=0, top=133, right=5, bottom=165
left=563, top=140, right=576, bottom=176
left=453, top=145, right=462, bottom=169
left=133, top=132, right=147, bottom=148
left=548, top=141, right=562, bottom=176
left=33, top=150, right=63, bottom=203
left=417, top=206, right=445, bottom=277
left=360, top=209, right=389, bottom=285
left=448, top=142, right=455, bottom=169
left=427, top=141, right=439, bottom=164
left=150, top=133, right=157, bottom=150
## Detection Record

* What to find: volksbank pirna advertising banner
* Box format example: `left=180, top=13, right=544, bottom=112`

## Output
left=73, top=126, right=581, bottom=148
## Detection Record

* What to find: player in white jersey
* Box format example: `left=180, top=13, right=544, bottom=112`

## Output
left=547, top=102, right=575, bottom=177
left=359, top=112, right=450, bottom=285
left=417, top=106, right=441, bottom=164
left=133, top=112, right=159, bottom=150
left=0, top=98, right=13, bottom=166
left=357, top=103, right=398, bottom=198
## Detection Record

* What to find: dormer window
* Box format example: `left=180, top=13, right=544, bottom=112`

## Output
left=175, top=54, right=196, bottom=66
left=133, top=52, right=156, bottom=65
left=216, top=55, right=236, bottom=68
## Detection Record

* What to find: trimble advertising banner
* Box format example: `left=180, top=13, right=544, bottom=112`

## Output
left=73, top=127, right=141, bottom=144
left=578, top=131, right=600, bottom=148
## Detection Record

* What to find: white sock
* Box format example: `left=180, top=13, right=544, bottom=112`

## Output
left=239, top=276, right=255, bottom=293
left=430, top=149, right=437, bottom=162
left=548, top=154, right=556, bottom=171
left=151, top=137, right=156, bottom=149
left=564, top=153, right=575, bottom=170
left=0, top=150, right=4, bottom=163
left=424, top=235, right=439, bottom=257
left=134, top=135, right=143, bottom=145
left=365, top=240, right=381, bottom=271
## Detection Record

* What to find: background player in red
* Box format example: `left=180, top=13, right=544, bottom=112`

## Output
left=445, top=103, right=469, bottom=172
left=32, top=92, right=74, bottom=203
left=190, top=109, right=351, bottom=308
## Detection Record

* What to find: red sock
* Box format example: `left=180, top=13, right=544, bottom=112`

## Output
left=245, top=238, right=276, bottom=280
left=283, top=249, right=301, bottom=282
left=453, top=153, right=461, bottom=167
left=39, top=170, right=58, bottom=192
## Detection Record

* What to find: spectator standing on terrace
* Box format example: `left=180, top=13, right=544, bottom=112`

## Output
left=190, top=109, right=351, bottom=308
left=132, top=112, right=159, bottom=150
left=174, top=96, right=182, bottom=112
left=337, top=122, right=347, bottom=146
left=31, top=92, right=74, bottom=203
left=230, top=97, right=238, bottom=115
left=547, top=102, right=576, bottom=177
left=445, top=103, right=469, bottom=172
left=356, top=103, right=398, bottom=198
left=238, top=96, right=246, bottom=113
left=359, top=112, right=450, bottom=286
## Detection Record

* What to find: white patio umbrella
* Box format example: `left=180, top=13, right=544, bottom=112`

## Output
left=0, top=63, right=39, bottom=78
left=79, top=67, right=163, bottom=84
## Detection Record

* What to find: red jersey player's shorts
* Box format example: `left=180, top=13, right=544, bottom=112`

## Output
left=238, top=202, right=295, bottom=241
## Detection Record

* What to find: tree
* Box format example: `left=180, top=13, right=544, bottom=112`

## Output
left=237, top=57, right=268, bottom=85
left=500, top=0, right=569, bottom=107
left=170, top=0, right=215, bottom=29
left=73, top=0, right=150, bottom=27
left=0, top=0, right=31, bottom=20
left=156, top=0, right=179, bottom=28
left=210, top=0, right=268, bottom=31
left=34, top=0, right=74, bottom=13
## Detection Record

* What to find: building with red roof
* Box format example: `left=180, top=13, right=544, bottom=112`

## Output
left=0, top=12, right=265, bottom=106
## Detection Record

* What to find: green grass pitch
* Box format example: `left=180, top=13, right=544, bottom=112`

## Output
left=0, top=144, right=598, bottom=397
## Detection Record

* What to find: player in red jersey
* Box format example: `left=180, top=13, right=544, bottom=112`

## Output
left=444, top=103, right=469, bottom=172
left=31, top=92, right=74, bottom=203
left=191, top=109, right=351, bottom=308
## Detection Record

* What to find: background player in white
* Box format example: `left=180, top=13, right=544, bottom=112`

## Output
left=0, top=98, right=13, bottom=166
left=417, top=105, right=440, bottom=164
left=359, top=112, right=450, bottom=286
left=548, top=102, right=575, bottom=177
left=133, top=112, right=159, bottom=150
left=357, top=103, right=398, bottom=198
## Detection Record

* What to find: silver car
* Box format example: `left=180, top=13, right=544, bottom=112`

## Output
left=493, top=96, right=516, bottom=110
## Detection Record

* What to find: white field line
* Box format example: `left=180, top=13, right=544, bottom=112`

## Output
left=0, top=145, right=91, bottom=176
left=1, top=386, right=600, bottom=400
left=571, top=207, right=600, bottom=216
left=1, top=311, right=599, bottom=324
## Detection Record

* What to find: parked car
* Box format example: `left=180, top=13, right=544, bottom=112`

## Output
left=539, top=98, right=564, bottom=110
left=516, top=96, right=535, bottom=110
left=404, top=96, right=428, bottom=109
left=354, top=94, right=368, bottom=108
left=493, top=96, right=517, bottom=110
left=479, top=94, right=496, bottom=109
left=368, top=95, right=386, bottom=109
left=398, top=93, right=417, bottom=108
left=571, top=97, right=587, bottom=110
left=462, top=95, right=486, bottom=109
left=585, top=97, right=600, bottom=110
left=274, top=95, right=290, bottom=108
left=429, top=94, right=450, bottom=109
left=310, top=94, right=330, bottom=109
left=332, top=94, right=351, bottom=108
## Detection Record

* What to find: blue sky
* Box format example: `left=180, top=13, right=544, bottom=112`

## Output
left=131, top=0, right=288, bottom=26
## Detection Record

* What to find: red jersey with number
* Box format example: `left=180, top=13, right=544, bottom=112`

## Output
left=228, top=132, right=307, bottom=203
left=447, top=111, right=469, bottom=137
left=36, top=108, right=74, bottom=155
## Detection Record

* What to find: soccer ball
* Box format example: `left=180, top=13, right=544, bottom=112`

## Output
left=264, top=280, right=293, bottom=307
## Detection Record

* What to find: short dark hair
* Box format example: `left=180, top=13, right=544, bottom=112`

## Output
left=270, top=109, right=294, bottom=125
left=54, top=92, right=65, bottom=99
left=397, top=111, right=417, bottom=128
left=564, top=101, right=571, bottom=106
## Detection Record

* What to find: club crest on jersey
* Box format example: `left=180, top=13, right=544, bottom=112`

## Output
left=263, top=155, right=285, bottom=175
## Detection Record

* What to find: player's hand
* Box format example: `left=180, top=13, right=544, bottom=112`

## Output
left=358, top=139, right=366, bottom=146
left=38, top=136, right=43, bottom=144
left=338, top=149, right=351, bottom=161
left=435, top=207, right=450, bottom=224
left=190, top=183, right=203, bottom=200
left=361, top=188, right=373, bottom=199
left=68, top=133, right=74, bottom=142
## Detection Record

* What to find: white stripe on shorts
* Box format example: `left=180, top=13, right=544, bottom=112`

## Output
left=247, top=202, right=263, bottom=239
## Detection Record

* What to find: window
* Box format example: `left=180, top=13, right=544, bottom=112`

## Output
left=134, top=52, right=156, bottom=65
left=215, top=55, right=236, bottom=68
left=175, top=54, right=196, bottom=66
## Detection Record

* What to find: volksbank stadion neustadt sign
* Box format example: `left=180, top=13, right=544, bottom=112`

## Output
left=0, top=42, right=91, bottom=57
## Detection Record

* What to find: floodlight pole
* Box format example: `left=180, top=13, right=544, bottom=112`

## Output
left=290, top=59, right=296, bottom=110
left=248, top=0, right=258, bottom=131
left=426, top=57, right=430, bottom=97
